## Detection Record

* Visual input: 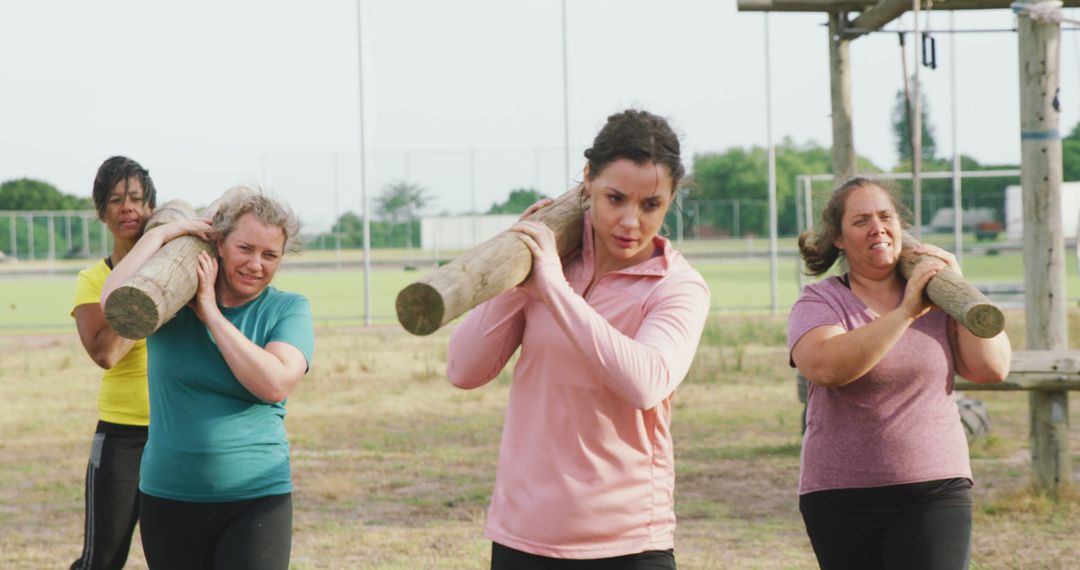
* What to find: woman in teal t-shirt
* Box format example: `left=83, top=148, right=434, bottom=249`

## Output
left=102, top=188, right=314, bottom=570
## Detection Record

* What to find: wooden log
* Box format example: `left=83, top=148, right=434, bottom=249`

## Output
left=956, top=350, right=1080, bottom=391
left=104, top=200, right=214, bottom=340
left=396, top=187, right=585, bottom=336
left=897, top=233, right=1004, bottom=338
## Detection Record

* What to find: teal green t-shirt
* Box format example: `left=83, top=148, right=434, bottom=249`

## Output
left=141, top=286, right=314, bottom=502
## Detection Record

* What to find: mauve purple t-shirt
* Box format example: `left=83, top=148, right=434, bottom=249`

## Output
left=787, top=276, right=972, bottom=495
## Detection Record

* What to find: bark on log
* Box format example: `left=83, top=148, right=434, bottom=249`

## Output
left=396, top=188, right=586, bottom=336
left=104, top=200, right=214, bottom=340
left=898, top=233, right=1004, bottom=338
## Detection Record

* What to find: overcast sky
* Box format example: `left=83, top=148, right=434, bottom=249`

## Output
left=3, top=1, right=1079, bottom=232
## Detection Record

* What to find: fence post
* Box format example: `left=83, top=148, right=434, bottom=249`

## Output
left=26, top=214, right=34, bottom=261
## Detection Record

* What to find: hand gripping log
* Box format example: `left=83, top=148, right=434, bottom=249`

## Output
left=898, top=233, right=1005, bottom=338
left=396, top=188, right=586, bottom=336
left=103, top=200, right=214, bottom=340
left=103, top=187, right=254, bottom=340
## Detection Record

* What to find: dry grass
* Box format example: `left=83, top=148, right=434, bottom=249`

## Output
left=2, top=311, right=1079, bottom=569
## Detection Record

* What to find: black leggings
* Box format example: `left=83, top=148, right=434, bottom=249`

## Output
left=492, top=542, right=676, bottom=570
left=139, top=492, right=292, bottom=570
left=799, top=478, right=973, bottom=570
left=71, top=420, right=147, bottom=570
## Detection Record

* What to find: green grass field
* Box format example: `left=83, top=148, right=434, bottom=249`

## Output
left=0, top=249, right=1056, bottom=331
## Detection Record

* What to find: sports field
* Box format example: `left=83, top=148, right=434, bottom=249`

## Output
left=0, top=249, right=1062, bottom=331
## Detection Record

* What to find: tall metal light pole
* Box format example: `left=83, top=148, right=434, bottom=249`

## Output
left=912, top=1, right=923, bottom=236
left=561, top=0, right=571, bottom=187
left=949, top=12, right=963, bottom=268
left=356, top=0, right=372, bottom=325
left=765, top=14, right=778, bottom=315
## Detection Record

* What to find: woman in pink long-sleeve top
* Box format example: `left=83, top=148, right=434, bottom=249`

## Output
left=447, top=109, right=710, bottom=569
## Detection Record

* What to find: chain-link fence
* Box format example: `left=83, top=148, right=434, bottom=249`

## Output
left=0, top=169, right=1026, bottom=261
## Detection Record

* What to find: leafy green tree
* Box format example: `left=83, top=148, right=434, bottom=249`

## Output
left=0, top=178, right=92, bottom=210
left=689, top=138, right=880, bottom=237
left=0, top=178, right=99, bottom=258
left=891, top=82, right=938, bottom=163
left=488, top=188, right=549, bottom=214
left=375, top=180, right=433, bottom=252
left=1063, top=121, right=1080, bottom=182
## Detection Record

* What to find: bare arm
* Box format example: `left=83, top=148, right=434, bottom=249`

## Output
left=74, top=303, right=135, bottom=369
left=792, top=263, right=939, bottom=388
left=190, top=252, right=308, bottom=402
left=949, top=319, right=1012, bottom=383
left=100, top=219, right=213, bottom=304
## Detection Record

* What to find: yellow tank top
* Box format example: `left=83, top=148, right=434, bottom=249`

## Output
left=72, top=259, right=149, bottom=426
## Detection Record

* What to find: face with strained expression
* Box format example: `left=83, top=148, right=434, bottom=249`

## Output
left=834, top=184, right=904, bottom=278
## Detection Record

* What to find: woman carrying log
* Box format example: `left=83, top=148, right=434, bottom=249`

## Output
left=447, top=109, right=710, bottom=569
left=70, top=156, right=157, bottom=570
left=788, top=177, right=1011, bottom=569
left=101, top=188, right=313, bottom=570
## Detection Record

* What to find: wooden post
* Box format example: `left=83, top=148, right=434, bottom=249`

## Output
left=103, top=200, right=214, bottom=340
left=898, top=234, right=1004, bottom=338
left=396, top=187, right=585, bottom=336
left=1018, top=1, right=1071, bottom=493
left=829, top=11, right=856, bottom=185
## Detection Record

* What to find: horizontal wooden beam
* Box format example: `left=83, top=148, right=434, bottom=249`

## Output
left=737, top=0, right=1080, bottom=12
left=956, top=350, right=1080, bottom=391
left=847, top=0, right=909, bottom=40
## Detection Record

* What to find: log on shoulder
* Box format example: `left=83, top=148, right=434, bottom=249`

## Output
left=104, top=199, right=215, bottom=340
left=396, top=187, right=586, bottom=336
left=898, top=233, right=1004, bottom=338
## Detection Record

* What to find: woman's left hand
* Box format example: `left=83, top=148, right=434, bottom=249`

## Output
left=190, top=250, right=222, bottom=324
left=912, top=243, right=961, bottom=275
left=511, top=220, right=562, bottom=293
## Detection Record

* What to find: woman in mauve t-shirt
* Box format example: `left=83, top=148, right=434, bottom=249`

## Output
left=788, top=177, right=1011, bottom=570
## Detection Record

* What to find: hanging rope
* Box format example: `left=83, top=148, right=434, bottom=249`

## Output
left=1012, top=1, right=1080, bottom=26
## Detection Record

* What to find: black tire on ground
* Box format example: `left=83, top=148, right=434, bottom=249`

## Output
left=957, top=394, right=991, bottom=443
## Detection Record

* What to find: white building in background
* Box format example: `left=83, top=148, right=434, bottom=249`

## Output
left=420, top=214, right=519, bottom=251
left=1005, top=183, right=1080, bottom=242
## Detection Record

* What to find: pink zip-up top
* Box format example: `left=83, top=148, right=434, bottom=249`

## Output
left=447, top=214, right=710, bottom=559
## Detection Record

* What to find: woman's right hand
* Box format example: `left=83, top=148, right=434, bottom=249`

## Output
left=151, top=218, right=214, bottom=244
left=519, top=198, right=554, bottom=221
left=899, top=261, right=940, bottom=320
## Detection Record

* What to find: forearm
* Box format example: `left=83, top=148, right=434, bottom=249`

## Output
left=204, top=314, right=301, bottom=402
left=446, top=289, right=528, bottom=389
left=802, top=309, right=915, bottom=388
left=100, top=228, right=167, bottom=303
left=536, top=274, right=708, bottom=410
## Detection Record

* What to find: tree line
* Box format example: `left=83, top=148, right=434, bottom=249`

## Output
left=8, top=92, right=1080, bottom=255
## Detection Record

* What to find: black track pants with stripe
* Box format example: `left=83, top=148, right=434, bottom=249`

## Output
left=70, top=421, right=147, bottom=570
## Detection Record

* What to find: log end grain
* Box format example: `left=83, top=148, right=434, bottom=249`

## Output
left=104, top=285, right=161, bottom=340
left=965, top=303, right=1006, bottom=339
left=396, top=282, right=445, bottom=336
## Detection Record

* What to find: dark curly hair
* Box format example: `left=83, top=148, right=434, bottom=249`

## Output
left=92, top=156, right=157, bottom=218
left=583, top=109, right=684, bottom=192
left=798, top=176, right=911, bottom=276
